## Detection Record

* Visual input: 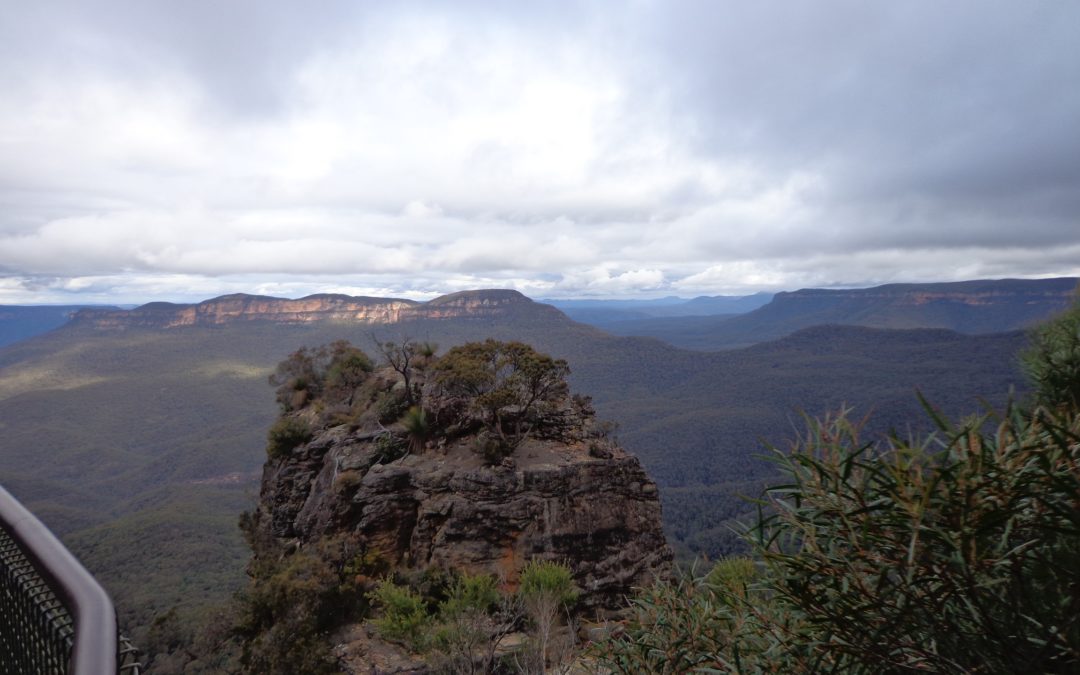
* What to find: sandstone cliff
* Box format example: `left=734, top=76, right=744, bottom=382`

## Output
left=70, top=289, right=567, bottom=330
left=259, top=425, right=670, bottom=611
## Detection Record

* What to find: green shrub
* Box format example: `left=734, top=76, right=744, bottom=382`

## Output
left=591, top=566, right=800, bottom=674
left=369, top=580, right=431, bottom=650
left=440, top=573, right=500, bottom=619
left=265, top=416, right=312, bottom=458
left=374, top=432, right=408, bottom=463
left=519, top=560, right=578, bottom=672
left=427, top=573, right=513, bottom=673
left=401, top=405, right=431, bottom=453
left=232, top=534, right=370, bottom=675
left=1022, top=294, right=1080, bottom=410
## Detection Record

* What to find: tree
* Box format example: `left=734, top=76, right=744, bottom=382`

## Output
left=323, top=341, right=373, bottom=407
left=269, top=340, right=373, bottom=411
left=433, top=340, right=570, bottom=453
left=1022, top=293, right=1080, bottom=411
left=375, top=336, right=437, bottom=406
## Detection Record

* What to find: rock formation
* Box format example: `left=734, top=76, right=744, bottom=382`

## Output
left=250, top=339, right=672, bottom=612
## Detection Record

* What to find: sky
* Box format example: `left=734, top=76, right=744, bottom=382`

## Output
left=1, top=1, right=1078, bottom=304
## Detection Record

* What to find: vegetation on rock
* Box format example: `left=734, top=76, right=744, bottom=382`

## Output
left=265, top=336, right=586, bottom=465
left=432, top=339, right=571, bottom=458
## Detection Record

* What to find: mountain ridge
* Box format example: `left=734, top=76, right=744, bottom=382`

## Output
left=596, top=277, right=1078, bottom=349
left=70, top=289, right=561, bottom=330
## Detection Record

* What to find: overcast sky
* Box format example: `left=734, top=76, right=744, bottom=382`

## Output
left=1, top=1, right=1078, bottom=303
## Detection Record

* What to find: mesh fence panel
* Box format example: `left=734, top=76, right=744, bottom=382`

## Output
left=0, top=525, right=75, bottom=674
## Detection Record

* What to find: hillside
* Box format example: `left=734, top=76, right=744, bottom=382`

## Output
left=0, top=288, right=1029, bottom=647
left=596, top=277, right=1077, bottom=349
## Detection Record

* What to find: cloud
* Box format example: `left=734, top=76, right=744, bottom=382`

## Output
left=0, top=1, right=1078, bottom=302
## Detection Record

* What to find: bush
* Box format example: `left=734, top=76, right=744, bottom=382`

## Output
left=369, top=580, right=431, bottom=650
left=591, top=563, right=799, bottom=674
left=749, top=404, right=1080, bottom=673
left=1023, top=294, right=1080, bottom=410
left=519, top=560, right=578, bottom=672
left=266, top=416, right=312, bottom=458
left=232, top=534, right=370, bottom=675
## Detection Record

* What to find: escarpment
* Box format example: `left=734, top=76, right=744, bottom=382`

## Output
left=70, top=288, right=569, bottom=329
left=250, top=338, right=672, bottom=612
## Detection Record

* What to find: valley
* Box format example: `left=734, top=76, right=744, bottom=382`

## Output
left=0, top=281, right=1059, bottom=647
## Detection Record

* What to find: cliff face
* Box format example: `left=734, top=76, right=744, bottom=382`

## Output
left=70, top=289, right=565, bottom=329
left=252, top=350, right=672, bottom=612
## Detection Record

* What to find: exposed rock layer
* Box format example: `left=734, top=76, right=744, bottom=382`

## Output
left=71, top=290, right=562, bottom=329
left=257, top=422, right=672, bottom=611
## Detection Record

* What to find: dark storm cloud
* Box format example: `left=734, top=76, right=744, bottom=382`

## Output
left=643, top=1, right=1080, bottom=251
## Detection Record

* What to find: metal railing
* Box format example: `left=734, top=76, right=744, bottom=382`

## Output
left=0, top=485, right=142, bottom=674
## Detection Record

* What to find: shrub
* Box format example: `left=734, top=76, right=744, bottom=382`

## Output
left=749, top=403, right=1080, bottom=673
left=591, top=564, right=800, bottom=674
left=1022, top=294, right=1080, bottom=410
left=266, top=416, right=312, bottom=458
left=428, top=573, right=514, bottom=674
left=401, top=406, right=431, bottom=453
left=232, top=534, right=371, bottom=675
left=518, top=560, right=578, bottom=673
left=369, top=580, right=431, bottom=650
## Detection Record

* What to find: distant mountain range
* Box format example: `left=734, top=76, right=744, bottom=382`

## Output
left=0, top=283, right=1045, bottom=644
left=543, top=292, right=773, bottom=325
left=596, top=277, right=1078, bottom=349
left=0, top=305, right=118, bottom=348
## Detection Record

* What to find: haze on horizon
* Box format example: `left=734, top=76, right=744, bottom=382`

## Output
left=1, top=1, right=1078, bottom=305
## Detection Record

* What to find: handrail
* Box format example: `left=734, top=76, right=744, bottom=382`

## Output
left=0, top=484, right=122, bottom=674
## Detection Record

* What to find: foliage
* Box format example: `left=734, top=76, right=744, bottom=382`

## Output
left=324, top=345, right=374, bottom=406
left=265, top=415, right=313, bottom=458
left=269, top=340, right=373, bottom=412
left=592, top=560, right=803, bottom=674
left=427, top=574, right=518, bottom=675
left=518, top=560, right=578, bottom=674
left=434, top=339, right=571, bottom=459
left=375, top=387, right=411, bottom=424
left=401, top=405, right=431, bottom=453
left=373, top=431, right=408, bottom=463
left=1022, top=294, right=1080, bottom=410
left=232, top=529, right=373, bottom=675
left=749, top=403, right=1080, bottom=673
left=375, top=336, right=437, bottom=406
left=369, top=580, right=432, bottom=650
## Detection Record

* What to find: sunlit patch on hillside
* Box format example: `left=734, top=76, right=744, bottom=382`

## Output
left=194, top=361, right=269, bottom=380
left=0, top=364, right=110, bottom=400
